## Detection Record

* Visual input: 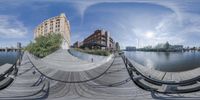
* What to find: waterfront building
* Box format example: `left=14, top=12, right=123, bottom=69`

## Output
left=17, top=42, right=21, bottom=49
left=126, top=46, right=136, bottom=51
left=34, top=13, right=71, bottom=49
left=170, top=45, right=183, bottom=51
left=82, top=29, right=116, bottom=51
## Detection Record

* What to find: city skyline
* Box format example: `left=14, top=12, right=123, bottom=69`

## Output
left=0, top=0, right=200, bottom=48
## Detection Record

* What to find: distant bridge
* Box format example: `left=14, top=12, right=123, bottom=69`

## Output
left=0, top=42, right=22, bottom=52
left=0, top=48, right=21, bottom=52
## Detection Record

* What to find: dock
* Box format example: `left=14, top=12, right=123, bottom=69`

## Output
left=123, top=55, right=200, bottom=94
left=0, top=49, right=200, bottom=99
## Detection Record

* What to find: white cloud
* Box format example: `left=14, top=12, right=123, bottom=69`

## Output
left=181, top=13, right=200, bottom=33
left=154, top=12, right=200, bottom=46
left=2, top=0, right=196, bottom=47
left=0, top=15, right=28, bottom=38
left=128, top=13, right=185, bottom=47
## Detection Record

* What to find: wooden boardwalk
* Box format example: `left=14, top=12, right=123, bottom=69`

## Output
left=127, top=57, right=200, bottom=82
left=0, top=49, right=200, bottom=99
left=124, top=55, right=200, bottom=94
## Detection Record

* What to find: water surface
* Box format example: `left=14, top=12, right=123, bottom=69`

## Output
left=0, top=52, right=19, bottom=66
left=125, top=51, right=200, bottom=72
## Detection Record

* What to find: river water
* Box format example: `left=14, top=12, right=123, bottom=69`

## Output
left=125, top=51, right=200, bottom=72
left=2, top=51, right=200, bottom=72
left=0, top=52, right=19, bottom=66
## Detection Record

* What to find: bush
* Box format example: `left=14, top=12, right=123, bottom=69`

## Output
left=26, top=33, right=63, bottom=58
left=74, top=48, right=111, bottom=56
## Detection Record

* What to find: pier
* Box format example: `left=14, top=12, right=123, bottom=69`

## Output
left=0, top=50, right=151, bottom=99
left=122, top=54, right=200, bottom=94
left=0, top=49, right=200, bottom=99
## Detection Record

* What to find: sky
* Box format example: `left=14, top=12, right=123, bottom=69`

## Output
left=0, top=0, right=200, bottom=49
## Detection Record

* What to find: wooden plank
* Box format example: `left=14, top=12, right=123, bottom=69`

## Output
left=0, top=63, right=12, bottom=75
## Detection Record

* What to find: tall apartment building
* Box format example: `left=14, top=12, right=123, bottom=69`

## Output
left=34, top=13, right=71, bottom=49
left=82, top=29, right=115, bottom=51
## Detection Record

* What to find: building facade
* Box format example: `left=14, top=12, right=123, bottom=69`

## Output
left=170, top=45, right=183, bottom=51
left=82, top=29, right=115, bottom=51
left=34, top=13, right=71, bottom=49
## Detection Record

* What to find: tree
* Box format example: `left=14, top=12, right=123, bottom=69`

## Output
left=164, top=41, right=170, bottom=50
left=26, top=33, right=63, bottom=58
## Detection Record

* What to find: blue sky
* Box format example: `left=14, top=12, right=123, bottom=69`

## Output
left=0, top=0, right=200, bottom=49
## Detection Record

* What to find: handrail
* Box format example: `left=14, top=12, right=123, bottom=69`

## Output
left=122, top=54, right=200, bottom=86
left=0, top=62, right=17, bottom=79
left=0, top=80, right=50, bottom=99
left=0, top=51, right=22, bottom=90
left=122, top=54, right=200, bottom=93
left=27, top=53, right=116, bottom=83
left=0, top=63, right=17, bottom=90
left=85, top=77, right=131, bottom=88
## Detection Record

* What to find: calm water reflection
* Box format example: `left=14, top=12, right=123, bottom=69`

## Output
left=0, top=52, right=19, bottom=66
left=125, top=51, right=200, bottom=72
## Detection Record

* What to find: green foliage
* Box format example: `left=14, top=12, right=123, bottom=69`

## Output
left=26, top=33, right=63, bottom=58
left=74, top=48, right=111, bottom=56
